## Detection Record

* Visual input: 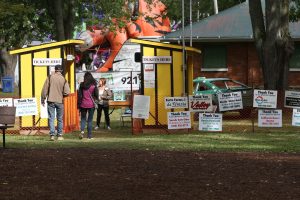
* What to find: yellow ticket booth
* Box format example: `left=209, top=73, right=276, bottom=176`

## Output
left=130, top=39, right=201, bottom=129
left=9, top=40, right=84, bottom=133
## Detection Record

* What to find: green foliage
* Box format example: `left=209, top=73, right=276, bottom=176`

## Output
left=0, top=0, right=53, bottom=49
left=290, top=0, right=300, bottom=22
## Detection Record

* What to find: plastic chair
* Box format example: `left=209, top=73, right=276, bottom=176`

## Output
left=120, top=107, right=132, bottom=127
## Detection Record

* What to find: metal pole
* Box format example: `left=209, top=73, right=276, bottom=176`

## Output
left=182, top=0, right=186, bottom=96
left=2, top=128, right=6, bottom=148
left=197, top=1, right=200, bottom=22
left=213, top=0, right=219, bottom=14
left=190, top=0, right=193, bottom=47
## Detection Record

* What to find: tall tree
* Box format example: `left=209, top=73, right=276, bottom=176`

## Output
left=0, top=0, right=39, bottom=77
left=45, top=0, right=77, bottom=40
left=249, top=0, right=294, bottom=90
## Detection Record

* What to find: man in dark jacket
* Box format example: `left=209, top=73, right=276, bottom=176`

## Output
left=41, top=65, right=70, bottom=141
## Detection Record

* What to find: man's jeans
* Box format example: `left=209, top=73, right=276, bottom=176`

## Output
left=48, top=102, right=64, bottom=136
left=80, top=108, right=95, bottom=138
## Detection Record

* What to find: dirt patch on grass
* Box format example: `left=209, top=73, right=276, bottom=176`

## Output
left=0, top=149, right=299, bottom=200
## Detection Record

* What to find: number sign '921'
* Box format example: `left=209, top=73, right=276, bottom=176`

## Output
left=91, top=72, right=141, bottom=91
left=121, top=74, right=140, bottom=85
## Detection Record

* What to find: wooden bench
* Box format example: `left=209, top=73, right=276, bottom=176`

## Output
left=0, top=107, right=16, bottom=148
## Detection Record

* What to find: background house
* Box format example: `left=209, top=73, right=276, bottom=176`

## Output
left=162, top=1, right=300, bottom=89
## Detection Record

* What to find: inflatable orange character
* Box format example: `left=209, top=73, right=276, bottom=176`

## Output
left=78, top=0, right=171, bottom=72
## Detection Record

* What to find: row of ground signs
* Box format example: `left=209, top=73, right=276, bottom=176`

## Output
left=163, top=89, right=300, bottom=131
left=1, top=89, right=300, bottom=131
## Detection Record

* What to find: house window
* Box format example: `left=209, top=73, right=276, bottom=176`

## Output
left=202, top=45, right=227, bottom=71
left=289, top=44, right=300, bottom=71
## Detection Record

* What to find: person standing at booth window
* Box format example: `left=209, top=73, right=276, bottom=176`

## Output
left=41, top=65, right=70, bottom=141
left=95, top=78, right=112, bottom=130
left=77, top=72, right=99, bottom=139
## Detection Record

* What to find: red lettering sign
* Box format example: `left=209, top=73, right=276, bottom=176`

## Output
left=191, top=101, right=210, bottom=110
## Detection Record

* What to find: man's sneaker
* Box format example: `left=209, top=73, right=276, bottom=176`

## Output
left=57, top=136, right=64, bottom=141
left=50, top=136, right=55, bottom=141
left=79, top=131, right=84, bottom=139
left=94, top=126, right=99, bottom=130
left=107, top=126, right=111, bottom=130
left=87, top=137, right=94, bottom=140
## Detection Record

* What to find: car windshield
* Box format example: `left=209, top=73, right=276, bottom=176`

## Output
left=210, top=80, right=247, bottom=90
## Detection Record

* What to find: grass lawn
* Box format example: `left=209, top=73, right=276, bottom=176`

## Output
left=4, top=130, right=300, bottom=153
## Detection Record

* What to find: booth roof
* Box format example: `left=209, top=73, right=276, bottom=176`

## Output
left=130, top=39, right=201, bottom=54
left=9, top=39, right=84, bottom=55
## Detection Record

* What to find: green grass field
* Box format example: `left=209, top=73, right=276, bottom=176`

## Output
left=4, top=130, right=300, bottom=153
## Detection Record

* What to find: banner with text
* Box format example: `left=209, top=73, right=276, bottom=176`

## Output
left=168, top=111, right=191, bottom=129
left=218, top=92, right=243, bottom=112
left=285, top=90, right=300, bottom=108
left=0, top=98, right=13, bottom=107
left=165, top=97, right=188, bottom=109
left=199, top=113, right=222, bottom=131
left=258, top=109, right=282, bottom=127
left=292, top=109, right=300, bottom=126
left=188, top=95, right=213, bottom=112
left=132, top=95, right=150, bottom=119
left=14, top=98, right=38, bottom=116
left=253, top=90, right=277, bottom=108
left=77, top=72, right=141, bottom=91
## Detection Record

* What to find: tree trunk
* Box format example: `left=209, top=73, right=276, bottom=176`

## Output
left=64, top=0, right=75, bottom=39
left=53, top=0, right=65, bottom=41
left=249, top=0, right=294, bottom=90
left=0, top=48, right=17, bottom=84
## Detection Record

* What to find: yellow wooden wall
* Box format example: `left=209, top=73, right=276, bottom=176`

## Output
left=156, top=49, right=171, bottom=125
left=143, top=46, right=192, bottom=126
left=34, top=51, right=48, bottom=127
left=143, top=47, right=156, bottom=125
left=20, top=53, right=33, bottom=127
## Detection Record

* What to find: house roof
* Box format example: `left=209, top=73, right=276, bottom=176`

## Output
left=162, top=1, right=300, bottom=42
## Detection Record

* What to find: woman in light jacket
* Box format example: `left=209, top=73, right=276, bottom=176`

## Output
left=77, top=72, right=98, bottom=139
left=95, top=78, right=113, bottom=130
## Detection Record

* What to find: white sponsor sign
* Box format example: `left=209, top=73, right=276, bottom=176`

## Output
left=285, top=90, right=300, bottom=108
left=168, top=111, right=191, bottom=129
left=258, top=109, right=282, bottom=127
left=199, top=113, right=222, bottom=131
left=253, top=89, right=277, bottom=108
left=189, top=95, right=213, bottom=112
left=0, top=98, right=13, bottom=107
left=144, top=64, right=155, bottom=88
left=218, top=91, right=243, bottom=111
left=33, top=58, right=62, bottom=66
left=14, top=98, right=38, bottom=116
left=77, top=72, right=141, bottom=91
left=142, top=56, right=172, bottom=64
left=132, top=95, right=150, bottom=119
left=112, top=43, right=141, bottom=71
left=40, top=102, right=48, bottom=119
left=66, top=55, right=74, bottom=61
left=113, top=90, right=126, bottom=101
left=165, top=97, right=188, bottom=109
left=292, top=109, right=300, bottom=126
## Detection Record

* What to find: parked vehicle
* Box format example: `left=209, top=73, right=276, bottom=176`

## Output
left=193, top=77, right=253, bottom=116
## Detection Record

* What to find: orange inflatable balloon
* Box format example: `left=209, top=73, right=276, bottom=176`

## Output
left=78, top=0, right=171, bottom=72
